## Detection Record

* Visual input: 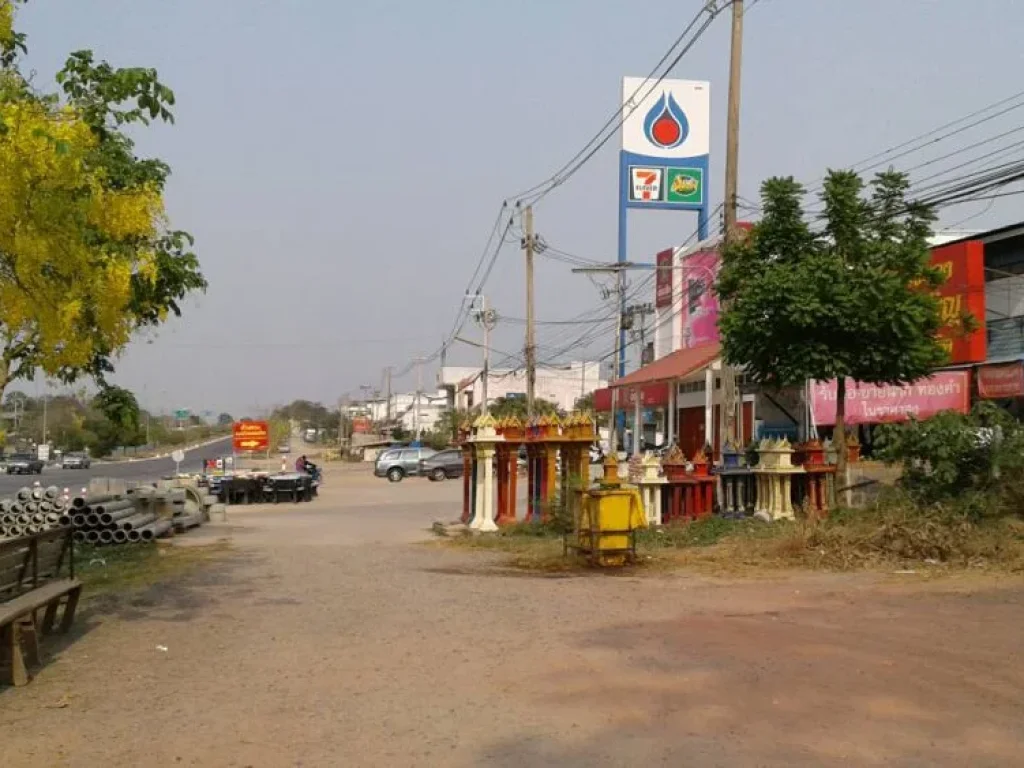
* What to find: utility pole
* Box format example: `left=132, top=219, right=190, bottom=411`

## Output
left=41, top=393, right=47, bottom=446
left=522, top=205, right=536, bottom=417
left=383, top=366, right=392, bottom=428
left=471, top=294, right=497, bottom=413
left=414, top=358, right=423, bottom=439
left=719, top=0, right=744, bottom=450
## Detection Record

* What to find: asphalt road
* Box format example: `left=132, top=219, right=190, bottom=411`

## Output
left=0, top=435, right=233, bottom=496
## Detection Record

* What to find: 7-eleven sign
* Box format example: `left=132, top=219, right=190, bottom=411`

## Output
left=629, top=167, right=664, bottom=202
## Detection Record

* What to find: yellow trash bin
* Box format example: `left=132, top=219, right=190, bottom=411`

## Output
left=570, top=485, right=647, bottom=567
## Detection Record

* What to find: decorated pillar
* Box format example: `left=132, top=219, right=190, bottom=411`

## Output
left=495, top=416, right=524, bottom=526
left=753, top=437, right=803, bottom=522
left=459, top=420, right=473, bottom=524
left=525, top=415, right=541, bottom=522
left=634, top=452, right=666, bottom=525
left=468, top=413, right=502, bottom=532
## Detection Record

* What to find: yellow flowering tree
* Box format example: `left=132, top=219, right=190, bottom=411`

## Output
left=0, top=1, right=205, bottom=403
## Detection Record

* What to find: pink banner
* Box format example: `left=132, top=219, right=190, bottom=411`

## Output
left=681, top=249, right=720, bottom=349
left=811, top=371, right=971, bottom=425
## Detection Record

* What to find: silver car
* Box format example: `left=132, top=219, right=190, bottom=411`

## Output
left=62, top=452, right=92, bottom=469
left=374, top=447, right=436, bottom=482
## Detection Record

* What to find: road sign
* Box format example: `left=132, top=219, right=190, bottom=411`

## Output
left=174, top=409, right=190, bottom=421
left=232, top=420, right=269, bottom=452
left=171, top=449, right=185, bottom=464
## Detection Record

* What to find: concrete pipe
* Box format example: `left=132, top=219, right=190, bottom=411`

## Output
left=101, top=506, right=141, bottom=525
left=46, top=513, right=60, bottom=523
left=120, top=512, right=158, bottom=531
left=44, top=486, right=60, bottom=500
left=98, top=529, right=114, bottom=544
left=24, top=525, right=39, bottom=535
left=72, top=530, right=86, bottom=543
left=31, top=513, right=45, bottom=525
left=16, top=487, right=31, bottom=502
left=127, top=529, right=142, bottom=542
left=112, top=529, right=128, bottom=544
left=16, top=513, right=30, bottom=526
left=59, top=514, right=72, bottom=525
left=6, top=525, right=22, bottom=537
left=85, top=530, right=100, bottom=543
left=30, top=487, right=44, bottom=501
left=172, top=512, right=204, bottom=532
left=85, top=513, right=101, bottom=527
left=95, top=499, right=135, bottom=515
left=24, top=501, right=38, bottom=513
left=139, top=519, right=174, bottom=541
left=72, top=514, right=89, bottom=528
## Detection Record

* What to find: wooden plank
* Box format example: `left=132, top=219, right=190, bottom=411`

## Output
left=0, top=579, right=81, bottom=626
left=0, top=547, right=30, bottom=573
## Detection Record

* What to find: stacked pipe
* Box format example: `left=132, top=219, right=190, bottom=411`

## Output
left=0, top=485, right=70, bottom=540
left=64, top=492, right=177, bottom=544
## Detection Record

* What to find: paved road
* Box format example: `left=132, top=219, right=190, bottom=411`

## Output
left=0, top=435, right=233, bottom=496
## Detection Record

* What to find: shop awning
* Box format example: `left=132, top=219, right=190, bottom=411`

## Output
left=610, top=342, right=721, bottom=390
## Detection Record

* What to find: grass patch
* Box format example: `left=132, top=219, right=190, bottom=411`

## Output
left=439, top=492, right=1024, bottom=576
left=75, top=541, right=229, bottom=597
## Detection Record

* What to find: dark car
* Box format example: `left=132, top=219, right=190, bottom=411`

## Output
left=419, top=448, right=464, bottom=481
left=7, top=453, right=44, bottom=474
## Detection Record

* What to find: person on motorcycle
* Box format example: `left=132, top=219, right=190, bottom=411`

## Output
left=295, top=455, right=307, bottom=473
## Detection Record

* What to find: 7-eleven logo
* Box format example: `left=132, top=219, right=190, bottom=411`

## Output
left=629, top=167, right=664, bottom=202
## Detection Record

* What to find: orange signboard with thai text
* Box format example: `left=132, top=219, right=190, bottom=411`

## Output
left=929, top=241, right=986, bottom=364
left=232, top=420, right=270, bottom=452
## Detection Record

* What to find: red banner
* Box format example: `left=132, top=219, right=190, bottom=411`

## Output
left=351, top=417, right=373, bottom=434
left=977, top=362, right=1024, bottom=399
left=232, top=420, right=269, bottom=452
left=811, top=372, right=970, bottom=425
left=655, top=248, right=673, bottom=308
left=930, top=241, right=986, bottom=364
left=593, top=383, right=669, bottom=412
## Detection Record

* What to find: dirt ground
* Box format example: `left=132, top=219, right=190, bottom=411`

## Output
left=1, top=464, right=1022, bottom=767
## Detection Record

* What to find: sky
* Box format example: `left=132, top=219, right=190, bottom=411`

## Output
left=18, top=0, right=1024, bottom=416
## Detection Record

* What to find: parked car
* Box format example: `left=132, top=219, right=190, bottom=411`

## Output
left=61, top=452, right=91, bottom=470
left=374, top=447, right=436, bottom=482
left=278, top=442, right=291, bottom=454
left=7, top=453, right=44, bottom=475
left=419, top=449, right=464, bottom=481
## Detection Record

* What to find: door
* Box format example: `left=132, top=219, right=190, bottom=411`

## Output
left=400, top=450, right=420, bottom=472
left=677, top=407, right=706, bottom=458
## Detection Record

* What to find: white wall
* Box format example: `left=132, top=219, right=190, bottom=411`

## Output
left=439, top=362, right=606, bottom=413
left=986, top=275, right=1024, bottom=321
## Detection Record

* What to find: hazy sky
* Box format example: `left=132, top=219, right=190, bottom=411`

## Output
left=20, top=0, right=1024, bottom=415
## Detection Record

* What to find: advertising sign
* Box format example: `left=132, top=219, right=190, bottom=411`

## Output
left=620, top=77, right=710, bottom=213
left=977, top=362, right=1024, bottom=399
left=811, top=371, right=970, bottom=426
left=351, top=417, right=373, bottom=434
left=655, top=248, right=674, bottom=308
left=232, top=420, right=270, bottom=452
left=680, top=248, right=721, bottom=349
left=930, top=241, right=986, bottom=364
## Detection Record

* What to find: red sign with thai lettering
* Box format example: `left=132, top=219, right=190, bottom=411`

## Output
left=977, top=362, right=1024, bottom=399
left=351, top=417, right=373, bottom=434
left=930, top=241, right=986, bottom=364
left=811, top=371, right=970, bottom=425
left=232, top=420, right=269, bottom=452
left=655, top=248, right=674, bottom=308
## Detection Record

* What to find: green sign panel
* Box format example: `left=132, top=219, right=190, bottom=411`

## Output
left=665, top=168, right=704, bottom=205
left=174, top=409, right=190, bottom=420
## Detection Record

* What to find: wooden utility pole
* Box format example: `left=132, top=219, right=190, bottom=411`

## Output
left=523, top=205, right=537, bottom=417
left=719, top=0, right=744, bottom=449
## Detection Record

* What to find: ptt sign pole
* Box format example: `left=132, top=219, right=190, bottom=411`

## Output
left=618, top=77, right=711, bottom=378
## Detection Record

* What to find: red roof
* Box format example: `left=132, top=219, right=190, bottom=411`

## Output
left=611, top=343, right=721, bottom=389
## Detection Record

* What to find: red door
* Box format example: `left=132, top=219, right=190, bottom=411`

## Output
left=677, top=407, right=706, bottom=458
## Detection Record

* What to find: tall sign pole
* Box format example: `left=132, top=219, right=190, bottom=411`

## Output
left=720, top=0, right=745, bottom=448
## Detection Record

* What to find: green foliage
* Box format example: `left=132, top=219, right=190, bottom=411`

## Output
left=487, top=396, right=559, bottom=421
left=875, top=402, right=1024, bottom=505
left=217, top=412, right=233, bottom=426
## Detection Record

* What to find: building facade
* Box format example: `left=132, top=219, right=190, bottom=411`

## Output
left=438, top=362, right=605, bottom=414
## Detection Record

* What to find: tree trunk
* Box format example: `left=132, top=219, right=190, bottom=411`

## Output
left=833, top=377, right=847, bottom=508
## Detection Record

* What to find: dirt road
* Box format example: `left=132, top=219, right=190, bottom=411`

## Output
left=1, top=466, right=1022, bottom=766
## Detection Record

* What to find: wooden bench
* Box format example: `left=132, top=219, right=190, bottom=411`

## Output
left=0, top=528, right=82, bottom=687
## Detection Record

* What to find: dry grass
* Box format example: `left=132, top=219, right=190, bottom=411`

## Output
left=76, top=540, right=230, bottom=597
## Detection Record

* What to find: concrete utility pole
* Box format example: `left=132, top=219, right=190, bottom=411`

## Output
left=383, top=367, right=392, bottom=427
left=522, top=205, right=537, bottom=417
left=414, top=359, right=423, bottom=438
left=471, top=294, right=497, bottom=413
left=719, top=0, right=744, bottom=449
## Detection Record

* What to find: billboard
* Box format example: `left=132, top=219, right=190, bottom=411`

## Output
left=232, top=420, right=270, bottom=452
left=680, top=248, right=721, bottom=349
left=655, top=248, right=674, bottom=308
left=977, top=362, right=1024, bottom=399
left=351, top=417, right=373, bottom=434
left=929, top=241, right=986, bottom=364
left=810, top=371, right=970, bottom=426
left=620, top=78, right=710, bottom=212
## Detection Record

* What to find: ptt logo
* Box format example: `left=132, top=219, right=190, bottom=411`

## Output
left=643, top=92, right=689, bottom=150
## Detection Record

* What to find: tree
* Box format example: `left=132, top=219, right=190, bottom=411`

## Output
left=717, top=170, right=946, bottom=497
left=217, top=412, right=234, bottom=427
left=0, top=2, right=205, bottom=399
left=488, top=396, right=560, bottom=421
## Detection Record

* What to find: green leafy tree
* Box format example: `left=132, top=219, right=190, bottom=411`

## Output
left=488, top=396, right=560, bottom=421
left=217, top=412, right=233, bottom=426
left=717, top=170, right=946, bottom=494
